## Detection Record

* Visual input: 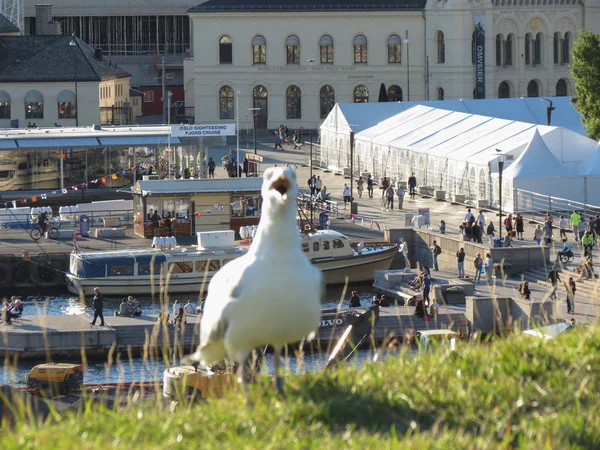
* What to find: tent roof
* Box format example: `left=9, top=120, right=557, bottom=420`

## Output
left=577, top=144, right=600, bottom=175
left=502, top=129, right=567, bottom=179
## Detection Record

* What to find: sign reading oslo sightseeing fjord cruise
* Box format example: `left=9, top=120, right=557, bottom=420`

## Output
left=171, top=124, right=236, bottom=137
left=474, top=15, right=486, bottom=99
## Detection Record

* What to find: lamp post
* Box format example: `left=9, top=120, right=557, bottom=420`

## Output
left=404, top=31, right=410, bottom=101
left=309, top=131, right=314, bottom=225
left=167, top=91, right=172, bottom=179
left=69, top=33, right=79, bottom=126
left=236, top=90, right=240, bottom=171
left=496, top=150, right=505, bottom=242
left=350, top=130, right=355, bottom=213
left=541, top=98, right=556, bottom=126
left=247, top=107, right=260, bottom=155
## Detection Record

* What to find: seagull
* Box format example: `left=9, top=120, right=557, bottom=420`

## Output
left=185, top=165, right=323, bottom=395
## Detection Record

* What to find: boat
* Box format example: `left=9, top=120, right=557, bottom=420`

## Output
left=417, top=329, right=462, bottom=352
left=66, top=230, right=398, bottom=296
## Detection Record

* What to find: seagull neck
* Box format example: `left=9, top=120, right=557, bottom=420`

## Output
left=250, top=214, right=299, bottom=254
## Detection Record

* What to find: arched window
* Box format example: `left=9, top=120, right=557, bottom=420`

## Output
left=24, top=90, right=43, bottom=119
left=0, top=90, right=10, bottom=119
left=219, top=86, right=234, bottom=120
left=525, top=33, right=532, bottom=66
left=219, top=35, right=232, bottom=64
left=498, top=81, right=511, bottom=98
left=353, top=34, right=367, bottom=64
left=252, top=35, right=266, bottom=64
left=286, top=35, right=300, bottom=64
left=556, top=79, right=568, bottom=97
left=354, top=85, right=368, bottom=103
left=57, top=89, right=76, bottom=119
left=388, top=85, right=402, bottom=102
left=527, top=80, right=540, bottom=97
left=286, top=85, right=301, bottom=119
left=562, top=32, right=571, bottom=65
left=387, top=34, right=401, bottom=64
left=436, top=31, right=445, bottom=64
left=553, top=32, right=561, bottom=64
left=495, top=34, right=503, bottom=66
left=436, top=87, right=444, bottom=100
left=534, top=33, right=543, bottom=65
left=320, top=35, right=333, bottom=64
left=253, top=85, right=268, bottom=129
left=320, top=85, right=335, bottom=119
left=505, top=34, right=513, bottom=67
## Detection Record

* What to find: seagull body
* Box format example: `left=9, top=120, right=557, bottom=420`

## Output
left=187, top=166, right=323, bottom=392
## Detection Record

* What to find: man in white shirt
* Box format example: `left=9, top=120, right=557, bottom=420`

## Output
left=477, top=211, right=485, bottom=228
left=185, top=299, right=196, bottom=315
left=465, top=208, right=475, bottom=223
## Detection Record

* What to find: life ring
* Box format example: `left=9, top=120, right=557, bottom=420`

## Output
left=39, top=263, right=56, bottom=282
left=304, top=224, right=311, bottom=231
left=13, top=264, right=30, bottom=283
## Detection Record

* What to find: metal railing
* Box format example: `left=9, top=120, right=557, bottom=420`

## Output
left=1, top=209, right=135, bottom=230
left=297, top=193, right=339, bottom=218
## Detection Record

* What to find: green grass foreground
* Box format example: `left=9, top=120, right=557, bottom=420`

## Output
left=2, top=327, right=600, bottom=449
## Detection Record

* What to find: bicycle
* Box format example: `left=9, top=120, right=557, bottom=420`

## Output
left=30, top=224, right=59, bottom=241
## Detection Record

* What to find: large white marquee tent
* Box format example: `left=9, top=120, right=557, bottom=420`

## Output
left=318, top=101, right=600, bottom=210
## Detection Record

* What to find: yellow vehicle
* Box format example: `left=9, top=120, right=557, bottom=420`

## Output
left=417, top=329, right=462, bottom=352
left=163, top=366, right=235, bottom=401
left=26, top=363, right=84, bottom=395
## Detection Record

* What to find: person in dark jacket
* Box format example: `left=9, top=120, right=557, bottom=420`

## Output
left=367, top=175, right=374, bottom=198
left=91, top=287, right=105, bottom=326
left=566, top=277, right=576, bottom=314
left=349, top=291, right=361, bottom=308
left=243, top=156, right=249, bottom=177
left=164, top=211, right=173, bottom=237
left=408, top=173, right=417, bottom=199
left=547, top=265, right=561, bottom=300
left=379, top=294, right=390, bottom=307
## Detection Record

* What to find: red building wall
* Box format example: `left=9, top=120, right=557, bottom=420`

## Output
left=138, top=86, right=184, bottom=117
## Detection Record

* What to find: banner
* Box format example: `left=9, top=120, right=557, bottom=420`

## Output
left=171, top=124, right=236, bottom=137
left=474, top=15, right=486, bottom=99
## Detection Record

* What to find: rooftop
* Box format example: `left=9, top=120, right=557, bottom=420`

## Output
left=189, top=0, right=426, bottom=13
left=135, top=178, right=264, bottom=195
left=0, top=35, right=130, bottom=83
left=0, top=12, right=19, bottom=34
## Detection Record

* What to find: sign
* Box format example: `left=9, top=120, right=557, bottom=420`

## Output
left=474, top=15, right=486, bottom=99
left=245, top=154, right=264, bottom=162
left=417, top=208, right=430, bottom=227
left=171, top=124, right=236, bottom=137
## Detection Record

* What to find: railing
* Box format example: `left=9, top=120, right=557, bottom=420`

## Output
left=101, top=107, right=134, bottom=126
left=297, top=193, right=339, bottom=218
left=513, top=189, right=600, bottom=224
left=1, top=209, right=135, bottom=230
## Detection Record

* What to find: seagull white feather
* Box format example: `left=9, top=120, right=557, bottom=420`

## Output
left=186, top=165, right=323, bottom=393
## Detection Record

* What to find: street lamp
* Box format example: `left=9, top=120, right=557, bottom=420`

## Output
left=236, top=90, right=240, bottom=171
left=69, top=33, right=79, bottom=126
left=167, top=91, right=173, bottom=179
left=541, top=98, right=556, bottom=126
left=247, top=107, right=260, bottom=155
left=496, top=149, right=505, bottom=242
left=309, top=131, right=314, bottom=225
left=404, top=31, right=410, bottom=101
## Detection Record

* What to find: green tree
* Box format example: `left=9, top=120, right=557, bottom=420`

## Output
left=571, top=30, right=600, bottom=140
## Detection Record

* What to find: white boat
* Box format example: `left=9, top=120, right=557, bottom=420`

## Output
left=66, top=230, right=398, bottom=296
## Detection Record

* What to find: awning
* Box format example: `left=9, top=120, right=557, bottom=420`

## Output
left=98, top=136, right=180, bottom=146
left=0, top=139, right=17, bottom=149
left=15, top=137, right=100, bottom=149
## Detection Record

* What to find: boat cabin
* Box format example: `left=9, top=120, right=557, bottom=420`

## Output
left=301, top=230, right=354, bottom=260
left=417, top=330, right=460, bottom=352
left=133, top=178, right=263, bottom=239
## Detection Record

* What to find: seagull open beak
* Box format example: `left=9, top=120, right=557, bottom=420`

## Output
left=271, top=175, right=291, bottom=204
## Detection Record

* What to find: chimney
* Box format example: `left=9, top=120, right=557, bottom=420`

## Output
left=94, top=48, right=103, bottom=61
left=35, top=4, right=62, bottom=35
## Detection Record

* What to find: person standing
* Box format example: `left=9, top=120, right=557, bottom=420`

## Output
left=408, top=172, right=417, bottom=199
left=357, top=177, right=364, bottom=198
left=439, top=220, right=446, bottom=234
left=542, top=222, right=553, bottom=245
left=547, top=265, right=561, bottom=300
left=456, top=247, right=466, bottom=278
left=516, top=213, right=524, bottom=240
left=477, top=210, right=486, bottom=229
left=381, top=177, right=390, bottom=200
left=399, top=238, right=410, bottom=271
left=164, top=211, right=173, bottom=237
left=486, top=221, right=495, bottom=247
left=315, top=176, right=323, bottom=196
left=385, top=185, right=395, bottom=210
left=397, top=185, right=405, bottom=210
left=207, top=157, right=216, bottom=178
left=243, top=156, right=249, bottom=177
left=308, top=175, right=317, bottom=197
left=465, top=208, right=475, bottom=224
left=90, top=287, right=105, bottom=326
left=559, top=215, right=567, bottom=241
left=422, top=273, right=431, bottom=305
left=342, top=184, right=351, bottom=209
left=504, top=214, right=513, bottom=235
left=484, top=253, right=494, bottom=285
left=431, top=240, right=441, bottom=271
left=566, top=277, right=576, bottom=314
left=349, top=291, right=361, bottom=308
left=582, top=231, right=594, bottom=259
left=473, top=253, right=483, bottom=284
left=151, top=210, right=161, bottom=237
left=533, top=224, right=543, bottom=245
left=367, top=175, right=374, bottom=198
left=571, top=210, right=581, bottom=241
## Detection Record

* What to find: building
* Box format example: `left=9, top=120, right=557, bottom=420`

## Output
left=186, top=0, right=600, bottom=129
left=0, top=11, right=19, bottom=35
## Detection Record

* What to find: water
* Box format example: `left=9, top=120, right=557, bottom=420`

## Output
left=2, top=285, right=384, bottom=385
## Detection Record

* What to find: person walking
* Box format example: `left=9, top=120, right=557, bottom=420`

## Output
left=566, top=277, right=576, bottom=314
left=516, top=213, right=524, bottom=240
left=367, top=175, right=374, bottom=198
left=533, top=224, right=543, bottom=246
left=571, top=210, right=581, bottom=241
left=484, top=253, right=494, bottom=285
left=207, top=157, right=216, bottom=178
left=315, top=176, right=323, bottom=196
left=547, top=265, right=561, bottom=300
left=381, top=177, right=390, bottom=200
left=543, top=222, right=553, bottom=246
left=422, top=273, right=431, bottom=305
left=342, top=184, right=351, bottom=209
left=357, top=176, right=364, bottom=198
left=465, top=208, right=475, bottom=224
left=486, top=221, right=495, bottom=247
left=397, top=185, right=405, bottom=210
left=274, top=131, right=284, bottom=150
left=456, top=247, right=466, bottom=278
left=477, top=210, right=486, bottom=228
left=431, top=240, right=441, bottom=271
left=90, top=287, right=105, bottom=326
left=385, top=185, right=395, bottom=210
left=559, top=215, right=567, bottom=241
left=408, top=172, right=417, bottom=199
left=308, top=175, right=317, bottom=197
left=473, top=253, right=483, bottom=284
left=582, top=231, right=594, bottom=259
left=504, top=214, right=513, bottom=235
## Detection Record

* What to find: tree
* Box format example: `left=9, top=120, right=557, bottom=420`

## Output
left=571, top=30, right=600, bottom=140
left=378, top=83, right=388, bottom=102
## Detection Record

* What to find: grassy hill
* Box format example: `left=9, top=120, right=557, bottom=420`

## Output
left=2, top=326, right=600, bottom=449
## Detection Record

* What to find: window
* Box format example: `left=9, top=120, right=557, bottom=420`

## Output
left=553, top=32, right=560, bottom=64
left=525, top=33, right=532, bottom=66
left=252, top=35, right=266, bottom=64
left=437, top=87, right=445, bottom=100
left=57, top=89, right=77, bottom=119
left=168, top=261, right=193, bottom=273
left=143, top=91, right=154, bottom=103
left=320, top=85, right=335, bottom=119
left=333, top=239, right=345, bottom=249
left=219, top=35, right=232, bottom=64
left=436, top=31, right=445, bottom=64
left=175, top=198, right=189, bottom=219
left=353, top=34, right=367, bottom=64
left=231, top=196, right=244, bottom=217
left=495, top=34, right=503, bottom=67
left=195, top=260, right=221, bottom=272
left=286, top=35, right=300, bottom=64
left=313, top=242, right=320, bottom=252
left=534, top=33, right=542, bottom=65
left=498, top=81, right=511, bottom=98
left=108, top=264, right=133, bottom=276
left=527, top=80, right=540, bottom=97
left=556, top=79, right=568, bottom=97
left=387, top=34, right=401, bottom=63
left=302, top=242, right=309, bottom=253
left=320, top=35, right=333, bottom=63
left=245, top=196, right=260, bottom=217
left=505, top=34, right=513, bottom=67
left=562, top=32, right=571, bottom=65
left=24, top=90, right=43, bottom=119
left=219, top=86, right=234, bottom=120
left=388, top=85, right=402, bottom=102
left=323, top=240, right=330, bottom=250
left=353, top=85, right=369, bottom=103
left=0, top=90, right=10, bottom=119
left=286, top=85, right=301, bottom=119
left=138, top=263, right=162, bottom=275
left=132, top=97, right=139, bottom=106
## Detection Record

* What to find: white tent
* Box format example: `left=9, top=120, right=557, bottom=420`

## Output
left=576, top=144, right=600, bottom=206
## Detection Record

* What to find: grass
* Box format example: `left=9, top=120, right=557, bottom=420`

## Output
left=2, top=326, right=600, bottom=449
